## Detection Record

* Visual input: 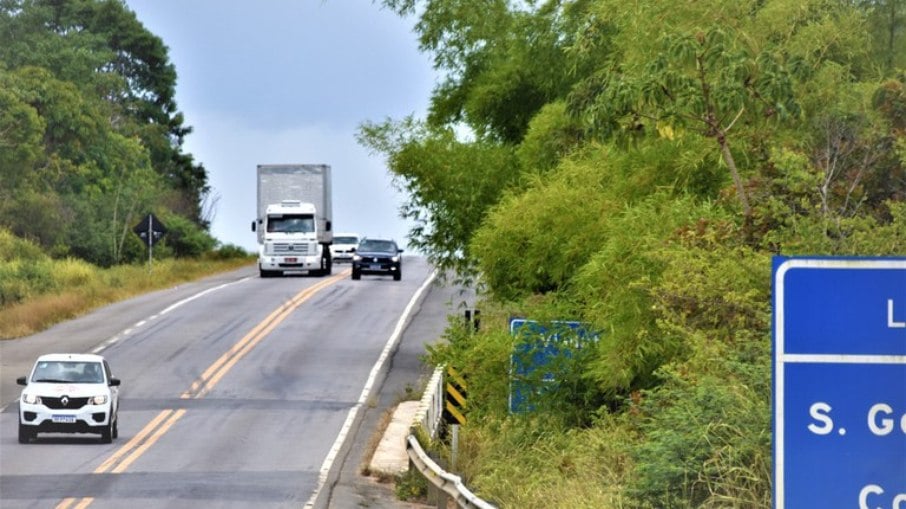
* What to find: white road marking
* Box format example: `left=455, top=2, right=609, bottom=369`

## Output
left=304, top=270, right=438, bottom=509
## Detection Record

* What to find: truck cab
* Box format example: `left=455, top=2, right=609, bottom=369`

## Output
left=252, top=200, right=332, bottom=277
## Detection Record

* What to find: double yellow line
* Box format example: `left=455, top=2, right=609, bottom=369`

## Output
left=56, top=270, right=348, bottom=508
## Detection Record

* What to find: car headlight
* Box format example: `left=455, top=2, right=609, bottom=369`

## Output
left=22, top=393, right=41, bottom=405
left=391, top=256, right=400, bottom=262
left=91, top=395, right=108, bottom=405
left=352, top=254, right=362, bottom=261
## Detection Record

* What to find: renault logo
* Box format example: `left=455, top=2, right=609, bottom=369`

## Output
left=61, top=396, right=69, bottom=406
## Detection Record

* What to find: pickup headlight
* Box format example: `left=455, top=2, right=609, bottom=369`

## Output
left=22, top=393, right=41, bottom=405
left=91, top=395, right=108, bottom=405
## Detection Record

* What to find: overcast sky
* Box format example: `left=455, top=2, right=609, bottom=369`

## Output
left=123, top=1, right=435, bottom=252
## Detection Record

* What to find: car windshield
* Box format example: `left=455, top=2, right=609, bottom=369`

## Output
left=334, top=236, right=358, bottom=244
left=32, top=361, right=104, bottom=384
left=267, top=214, right=314, bottom=233
left=359, top=240, right=396, bottom=252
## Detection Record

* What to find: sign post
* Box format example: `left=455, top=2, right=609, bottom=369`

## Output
left=772, top=257, right=906, bottom=509
left=132, top=213, right=167, bottom=270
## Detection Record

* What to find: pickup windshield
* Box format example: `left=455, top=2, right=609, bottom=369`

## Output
left=267, top=214, right=315, bottom=233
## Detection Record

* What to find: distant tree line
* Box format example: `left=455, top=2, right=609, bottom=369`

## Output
left=363, top=0, right=906, bottom=507
left=0, top=0, right=216, bottom=266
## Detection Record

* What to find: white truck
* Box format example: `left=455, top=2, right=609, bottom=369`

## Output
left=251, top=164, right=333, bottom=278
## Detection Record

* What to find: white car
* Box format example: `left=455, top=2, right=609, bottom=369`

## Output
left=330, top=232, right=360, bottom=263
left=17, top=353, right=120, bottom=444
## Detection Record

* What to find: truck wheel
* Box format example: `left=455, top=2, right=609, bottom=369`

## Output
left=317, top=250, right=332, bottom=276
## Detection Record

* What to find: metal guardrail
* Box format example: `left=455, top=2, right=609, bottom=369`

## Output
left=406, top=434, right=497, bottom=509
left=407, top=365, right=495, bottom=508
left=412, top=365, right=445, bottom=440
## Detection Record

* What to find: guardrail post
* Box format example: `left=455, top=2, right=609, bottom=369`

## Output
left=451, top=424, right=459, bottom=471
left=435, top=487, right=448, bottom=509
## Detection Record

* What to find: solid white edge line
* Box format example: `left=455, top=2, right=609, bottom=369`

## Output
left=304, top=269, right=438, bottom=509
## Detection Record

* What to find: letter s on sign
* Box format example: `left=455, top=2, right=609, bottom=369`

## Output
left=808, top=402, right=834, bottom=435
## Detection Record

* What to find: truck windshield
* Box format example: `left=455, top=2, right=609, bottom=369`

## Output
left=267, top=214, right=315, bottom=233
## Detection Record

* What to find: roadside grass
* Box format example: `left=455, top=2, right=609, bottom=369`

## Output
left=0, top=256, right=254, bottom=339
left=451, top=413, right=632, bottom=509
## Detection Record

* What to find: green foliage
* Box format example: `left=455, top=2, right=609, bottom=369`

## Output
left=426, top=318, right=516, bottom=424
left=0, top=228, right=46, bottom=262
left=455, top=412, right=633, bottom=509
left=358, top=118, right=521, bottom=278
left=516, top=101, right=584, bottom=173
left=156, top=211, right=218, bottom=258
left=471, top=156, right=617, bottom=300
left=394, top=468, right=428, bottom=502
left=628, top=371, right=771, bottom=508
left=863, top=0, right=906, bottom=73
left=0, top=0, right=212, bottom=266
left=377, top=1, right=906, bottom=507
left=206, top=243, right=253, bottom=260
left=474, top=137, right=725, bottom=301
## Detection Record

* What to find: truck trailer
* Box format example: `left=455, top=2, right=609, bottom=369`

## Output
left=252, top=164, right=333, bottom=277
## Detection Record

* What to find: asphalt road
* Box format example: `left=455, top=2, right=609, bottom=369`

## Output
left=0, top=257, right=473, bottom=509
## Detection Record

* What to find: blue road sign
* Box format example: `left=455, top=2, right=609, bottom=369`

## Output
left=773, top=257, right=906, bottom=509
left=508, top=319, right=598, bottom=413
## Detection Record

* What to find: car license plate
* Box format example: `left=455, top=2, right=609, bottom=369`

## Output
left=369, top=264, right=381, bottom=270
left=285, top=257, right=297, bottom=263
left=52, top=415, right=76, bottom=423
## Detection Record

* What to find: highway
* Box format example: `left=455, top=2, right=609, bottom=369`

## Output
left=0, top=257, right=462, bottom=508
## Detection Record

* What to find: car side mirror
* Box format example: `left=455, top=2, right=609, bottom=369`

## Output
left=109, top=378, right=121, bottom=387
left=398, top=249, right=404, bottom=253
left=16, top=376, right=27, bottom=386
left=251, top=220, right=256, bottom=232
left=350, top=247, right=356, bottom=252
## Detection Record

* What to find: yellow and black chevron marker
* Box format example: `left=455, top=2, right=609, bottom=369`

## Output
left=443, top=366, right=467, bottom=426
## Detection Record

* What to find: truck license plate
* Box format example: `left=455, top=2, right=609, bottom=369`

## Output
left=52, top=415, right=76, bottom=423
left=285, top=257, right=297, bottom=263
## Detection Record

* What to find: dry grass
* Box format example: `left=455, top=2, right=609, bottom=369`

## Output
left=360, top=405, right=399, bottom=479
left=0, top=257, right=254, bottom=339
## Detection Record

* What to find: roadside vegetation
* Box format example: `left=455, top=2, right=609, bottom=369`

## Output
left=0, top=2, right=254, bottom=339
left=0, top=229, right=252, bottom=339
left=2, top=1, right=904, bottom=507
left=365, top=0, right=906, bottom=507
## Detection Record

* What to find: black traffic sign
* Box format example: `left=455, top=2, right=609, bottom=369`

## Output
left=133, top=213, right=167, bottom=247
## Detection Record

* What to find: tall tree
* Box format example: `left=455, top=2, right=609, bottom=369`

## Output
left=0, top=0, right=209, bottom=225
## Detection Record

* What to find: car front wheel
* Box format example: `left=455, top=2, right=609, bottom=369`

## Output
left=100, top=420, right=113, bottom=443
left=18, top=422, right=34, bottom=444
left=351, top=268, right=361, bottom=280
